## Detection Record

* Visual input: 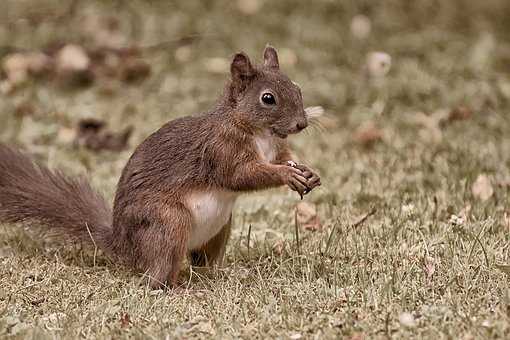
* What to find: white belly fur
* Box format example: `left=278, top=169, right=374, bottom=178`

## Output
left=254, top=133, right=277, bottom=163
left=186, top=190, right=238, bottom=250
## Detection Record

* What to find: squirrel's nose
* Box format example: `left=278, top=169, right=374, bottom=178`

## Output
left=296, top=120, right=308, bottom=131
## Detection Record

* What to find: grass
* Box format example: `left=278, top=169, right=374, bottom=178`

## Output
left=1, top=0, right=510, bottom=338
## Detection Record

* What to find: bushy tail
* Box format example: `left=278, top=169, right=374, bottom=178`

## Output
left=0, top=144, right=113, bottom=252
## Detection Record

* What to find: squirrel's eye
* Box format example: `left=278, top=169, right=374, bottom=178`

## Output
left=261, top=93, right=276, bottom=105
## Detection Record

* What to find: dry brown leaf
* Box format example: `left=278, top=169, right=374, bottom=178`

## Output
left=296, top=202, right=322, bottom=231
left=353, top=121, right=383, bottom=146
left=448, top=106, right=472, bottom=122
left=76, top=118, right=133, bottom=152
left=55, top=45, right=94, bottom=86
left=119, top=58, right=151, bottom=83
left=472, top=174, right=494, bottom=201
left=14, top=102, right=36, bottom=117
left=120, top=313, right=131, bottom=328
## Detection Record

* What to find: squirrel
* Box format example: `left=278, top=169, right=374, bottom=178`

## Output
left=0, top=46, right=321, bottom=289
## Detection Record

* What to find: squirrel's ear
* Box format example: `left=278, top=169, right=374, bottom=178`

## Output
left=231, top=52, right=255, bottom=81
left=263, top=45, right=279, bottom=69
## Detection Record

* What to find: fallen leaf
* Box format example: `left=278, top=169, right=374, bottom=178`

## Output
left=365, top=52, right=391, bottom=78
left=55, top=45, right=94, bottom=86
left=56, top=44, right=90, bottom=72
left=350, top=15, right=371, bottom=39
left=448, top=106, right=472, bottom=122
left=353, top=121, right=383, bottom=146
left=14, top=102, right=35, bottom=117
left=120, top=57, right=151, bottom=83
left=296, top=202, right=322, bottom=231
left=120, top=313, right=131, bottom=328
left=30, top=298, right=45, bottom=306
left=398, top=312, right=416, bottom=328
left=76, top=118, right=133, bottom=152
left=472, top=174, right=494, bottom=201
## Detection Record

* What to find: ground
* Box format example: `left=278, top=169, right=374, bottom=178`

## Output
left=1, top=0, right=510, bottom=339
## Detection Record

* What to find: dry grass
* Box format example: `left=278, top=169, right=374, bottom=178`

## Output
left=1, top=0, right=510, bottom=338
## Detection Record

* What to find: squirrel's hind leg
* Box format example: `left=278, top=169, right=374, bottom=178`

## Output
left=189, top=215, right=232, bottom=267
left=134, top=203, right=191, bottom=289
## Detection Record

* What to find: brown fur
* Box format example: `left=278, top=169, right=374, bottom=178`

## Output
left=0, top=46, right=320, bottom=288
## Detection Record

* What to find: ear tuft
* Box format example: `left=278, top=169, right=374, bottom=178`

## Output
left=263, top=45, right=279, bottom=69
left=231, top=52, right=254, bottom=80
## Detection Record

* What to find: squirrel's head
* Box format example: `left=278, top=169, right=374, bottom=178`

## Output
left=226, top=45, right=307, bottom=138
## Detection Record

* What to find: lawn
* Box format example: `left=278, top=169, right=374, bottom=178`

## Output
left=1, top=0, right=510, bottom=338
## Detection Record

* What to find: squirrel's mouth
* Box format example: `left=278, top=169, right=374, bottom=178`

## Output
left=271, top=127, right=304, bottom=139
left=271, top=129, right=288, bottom=139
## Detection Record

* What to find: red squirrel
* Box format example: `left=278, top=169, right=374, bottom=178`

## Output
left=0, top=46, right=321, bottom=288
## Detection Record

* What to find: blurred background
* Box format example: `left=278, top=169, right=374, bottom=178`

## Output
left=1, top=0, right=510, bottom=203
left=1, top=0, right=510, bottom=338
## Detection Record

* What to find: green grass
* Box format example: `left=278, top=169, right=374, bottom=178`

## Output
left=1, top=0, right=510, bottom=338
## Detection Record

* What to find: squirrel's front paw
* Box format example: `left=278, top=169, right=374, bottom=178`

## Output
left=282, top=164, right=310, bottom=198
left=286, top=162, right=321, bottom=196
left=293, top=164, right=321, bottom=193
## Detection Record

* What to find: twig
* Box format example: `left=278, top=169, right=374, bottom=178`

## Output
left=247, top=224, right=252, bottom=258
left=85, top=222, right=97, bottom=267
left=294, top=208, right=301, bottom=255
left=351, top=208, right=377, bottom=229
